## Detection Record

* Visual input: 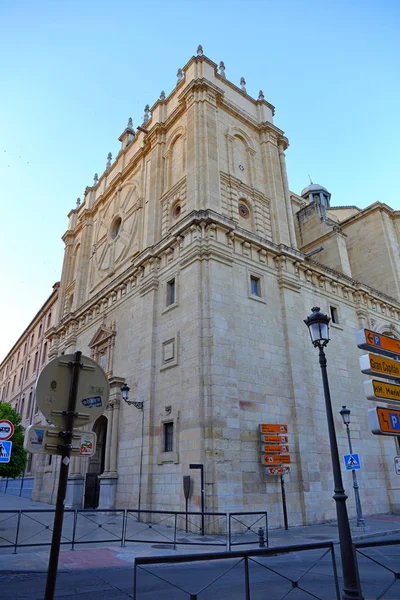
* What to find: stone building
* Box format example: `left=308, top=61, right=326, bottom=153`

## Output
left=3, top=48, right=400, bottom=526
left=0, top=283, right=59, bottom=494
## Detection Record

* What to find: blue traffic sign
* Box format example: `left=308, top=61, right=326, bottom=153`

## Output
left=0, top=441, right=12, bottom=463
left=344, top=453, right=361, bottom=470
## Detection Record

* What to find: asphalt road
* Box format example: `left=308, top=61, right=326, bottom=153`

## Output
left=2, top=539, right=400, bottom=600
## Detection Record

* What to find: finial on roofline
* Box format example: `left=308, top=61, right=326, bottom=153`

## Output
left=197, top=45, right=203, bottom=56
left=93, top=173, right=99, bottom=185
left=258, top=90, right=264, bottom=101
left=176, top=68, right=184, bottom=84
left=240, top=77, right=246, bottom=93
left=127, top=117, right=133, bottom=129
left=143, top=104, right=150, bottom=124
left=219, top=61, right=226, bottom=78
left=106, top=152, right=112, bottom=170
left=160, top=90, right=166, bottom=101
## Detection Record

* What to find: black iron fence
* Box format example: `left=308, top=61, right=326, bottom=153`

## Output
left=355, top=537, right=400, bottom=600
left=0, top=508, right=268, bottom=554
left=133, top=541, right=341, bottom=600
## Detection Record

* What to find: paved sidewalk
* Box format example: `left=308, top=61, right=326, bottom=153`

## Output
left=1, top=492, right=400, bottom=573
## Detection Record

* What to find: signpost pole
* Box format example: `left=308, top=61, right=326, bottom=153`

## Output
left=44, top=351, right=82, bottom=600
left=345, top=424, right=366, bottom=529
left=280, top=474, right=289, bottom=530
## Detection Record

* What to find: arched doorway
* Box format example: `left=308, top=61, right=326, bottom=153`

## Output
left=84, top=415, right=107, bottom=508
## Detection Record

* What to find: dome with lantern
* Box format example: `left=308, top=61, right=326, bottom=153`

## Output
left=301, top=182, right=331, bottom=209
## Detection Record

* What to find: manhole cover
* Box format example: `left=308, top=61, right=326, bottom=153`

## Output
left=152, top=544, right=173, bottom=549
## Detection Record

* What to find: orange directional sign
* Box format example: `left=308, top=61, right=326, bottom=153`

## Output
left=368, top=407, right=400, bottom=436
left=280, top=455, right=291, bottom=464
left=260, top=424, right=288, bottom=434
left=360, top=354, right=400, bottom=381
left=262, top=445, right=289, bottom=453
left=265, top=466, right=290, bottom=476
left=261, top=435, right=288, bottom=444
left=357, top=329, right=400, bottom=358
left=364, top=379, right=400, bottom=403
left=261, top=455, right=281, bottom=466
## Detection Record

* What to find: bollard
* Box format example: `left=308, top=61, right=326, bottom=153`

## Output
left=258, top=526, right=265, bottom=548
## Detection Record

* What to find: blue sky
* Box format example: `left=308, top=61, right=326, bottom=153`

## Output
left=1, top=0, right=399, bottom=361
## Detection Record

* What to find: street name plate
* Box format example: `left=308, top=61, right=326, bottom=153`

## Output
left=261, top=455, right=281, bottom=466
left=360, top=354, right=400, bottom=381
left=357, top=329, right=400, bottom=358
left=364, top=379, right=400, bottom=403
left=265, top=466, right=290, bottom=476
left=368, top=406, right=400, bottom=435
left=260, top=424, right=288, bottom=434
left=261, top=435, right=288, bottom=444
left=261, top=444, right=289, bottom=453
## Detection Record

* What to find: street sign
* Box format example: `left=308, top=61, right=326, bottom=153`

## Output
left=261, top=435, right=288, bottom=444
left=262, top=445, right=289, bottom=453
left=24, top=425, right=97, bottom=457
left=265, top=466, right=290, bottom=476
left=364, top=379, right=400, bottom=403
left=35, top=354, right=110, bottom=428
left=360, top=353, right=400, bottom=381
left=260, top=424, right=288, bottom=434
left=280, top=455, right=291, bottom=464
left=394, top=457, right=400, bottom=475
left=0, top=420, right=14, bottom=441
left=357, top=329, right=400, bottom=358
left=368, top=406, right=400, bottom=435
left=0, top=441, right=12, bottom=463
left=344, top=453, right=361, bottom=470
left=261, top=455, right=281, bottom=466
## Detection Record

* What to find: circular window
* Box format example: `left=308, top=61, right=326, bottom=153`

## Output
left=238, top=203, right=250, bottom=219
left=173, top=204, right=181, bottom=218
left=110, top=217, right=122, bottom=239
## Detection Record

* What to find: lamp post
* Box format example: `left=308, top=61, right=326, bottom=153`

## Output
left=304, top=307, right=364, bottom=600
left=121, top=383, right=144, bottom=517
left=339, top=406, right=367, bottom=530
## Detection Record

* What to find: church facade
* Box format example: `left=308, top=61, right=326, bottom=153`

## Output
left=2, top=48, right=400, bottom=527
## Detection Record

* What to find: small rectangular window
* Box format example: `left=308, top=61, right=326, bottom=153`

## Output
left=250, top=275, right=261, bottom=297
left=330, top=306, right=339, bottom=324
left=164, top=422, right=174, bottom=452
left=166, top=279, right=176, bottom=306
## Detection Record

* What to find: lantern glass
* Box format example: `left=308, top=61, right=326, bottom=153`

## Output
left=121, top=383, right=130, bottom=402
left=340, top=405, right=351, bottom=425
left=304, top=307, right=330, bottom=347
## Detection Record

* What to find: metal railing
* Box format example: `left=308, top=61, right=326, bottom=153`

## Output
left=229, top=512, right=268, bottom=549
left=133, top=541, right=340, bottom=600
left=355, top=537, right=400, bottom=600
left=0, top=508, right=268, bottom=554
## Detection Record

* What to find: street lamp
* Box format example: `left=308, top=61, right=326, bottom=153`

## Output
left=304, top=307, right=364, bottom=600
left=339, top=406, right=367, bottom=530
left=121, top=383, right=144, bottom=517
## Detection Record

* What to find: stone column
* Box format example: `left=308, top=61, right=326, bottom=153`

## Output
left=98, top=377, right=124, bottom=509
left=278, top=142, right=297, bottom=249
left=65, top=456, right=84, bottom=508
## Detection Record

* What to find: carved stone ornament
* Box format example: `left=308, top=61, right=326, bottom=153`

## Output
left=88, top=321, right=116, bottom=377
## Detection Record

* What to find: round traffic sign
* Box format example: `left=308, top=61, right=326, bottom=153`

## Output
left=0, top=419, right=15, bottom=441
left=35, top=354, right=110, bottom=428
